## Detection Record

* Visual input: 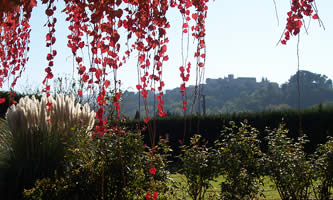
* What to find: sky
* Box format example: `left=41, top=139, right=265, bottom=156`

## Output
left=10, top=0, right=333, bottom=92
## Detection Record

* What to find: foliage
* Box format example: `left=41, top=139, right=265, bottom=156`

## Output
left=311, top=136, right=333, bottom=200
left=24, top=129, right=174, bottom=200
left=1, top=0, right=212, bottom=138
left=1, top=94, right=95, bottom=199
left=0, top=118, right=12, bottom=195
left=23, top=128, right=99, bottom=200
left=119, top=70, right=333, bottom=116
left=265, top=124, right=312, bottom=200
left=215, top=121, right=264, bottom=200
left=1, top=123, right=70, bottom=199
left=0, top=118, right=11, bottom=164
left=123, top=105, right=333, bottom=158
left=281, top=0, right=320, bottom=45
left=178, top=134, right=219, bottom=200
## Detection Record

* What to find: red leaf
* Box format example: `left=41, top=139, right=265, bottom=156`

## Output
left=141, top=90, right=148, bottom=99
left=89, top=68, right=97, bottom=72
left=46, top=33, right=51, bottom=41
left=0, top=98, right=5, bottom=104
left=296, top=20, right=303, bottom=28
left=146, top=59, right=150, bottom=67
left=51, top=37, right=56, bottom=44
left=78, top=42, right=84, bottom=48
left=144, top=117, right=150, bottom=124
left=45, top=67, right=51, bottom=73
left=47, top=54, right=52, bottom=61
left=46, top=102, right=52, bottom=112
left=180, top=83, right=186, bottom=91
left=312, top=14, right=318, bottom=19
left=281, top=40, right=287, bottom=45
left=78, top=90, right=82, bottom=97
left=71, top=46, right=77, bottom=54
left=160, top=45, right=167, bottom=54
left=46, top=73, right=54, bottom=79
left=96, top=107, right=105, bottom=119
left=45, top=9, right=54, bottom=16
left=136, top=84, right=142, bottom=90
left=78, top=65, right=86, bottom=75
left=108, top=51, right=117, bottom=58
left=192, top=13, right=198, bottom=20
left=76, top=57, right=82, bottom=63
left=200, top=40, right=205, bottom=48
left=104, top=80, right=110, bottom=88
left=139, top=54, right=145, bottom=64
left=91, top=47, right=97, bottom=54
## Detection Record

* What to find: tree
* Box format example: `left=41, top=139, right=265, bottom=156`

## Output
left=134, top=110, right=140, bottom=120
left=284, top=70, right=333, bottom=108
left=288, top=70, right=333, bottom=89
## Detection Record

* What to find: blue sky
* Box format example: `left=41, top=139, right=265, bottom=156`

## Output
left=12, top=0, right=333, bottom=92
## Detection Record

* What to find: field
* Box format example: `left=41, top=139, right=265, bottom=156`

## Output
left=169, top=174, right=333, bottom=200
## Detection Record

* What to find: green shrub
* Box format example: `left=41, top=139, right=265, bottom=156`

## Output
left=0, top=118, right=12, bottom=196
left=24, top=129, right=173, bottom=200
left=311, top=136, right=333, bottom=200
left=0, top=118, right=11, bottom=165
left=216, top=121, right=264, bottom=200
left=1, top=94, right=95, bottom=199
left=265, top=124, right=312, bottom=200
left=178, top=134, right=219, bottom=200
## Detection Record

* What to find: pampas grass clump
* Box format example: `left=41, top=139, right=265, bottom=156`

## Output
left=6, top=94, right=95, bottom=136
left=1, top=94, right=95, bottom=199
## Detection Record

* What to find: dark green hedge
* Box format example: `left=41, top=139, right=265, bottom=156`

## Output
left=122, top=105, right=333, bottom=155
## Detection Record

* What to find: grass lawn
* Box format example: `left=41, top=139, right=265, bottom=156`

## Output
left=168, top=174, right=332, bottom=200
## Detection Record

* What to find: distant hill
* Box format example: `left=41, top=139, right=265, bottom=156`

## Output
left=118, top=70, right=333, bottom=118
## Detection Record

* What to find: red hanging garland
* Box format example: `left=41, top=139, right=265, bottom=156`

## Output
left=281, top=0, right=319, bottom=45
left=0, top=0, right=211, bottom=137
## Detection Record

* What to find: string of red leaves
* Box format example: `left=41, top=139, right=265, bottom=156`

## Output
left=281, top=0, right=319, bottom=45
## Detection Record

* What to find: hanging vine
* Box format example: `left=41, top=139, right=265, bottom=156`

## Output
left=280, top=0, right=322, bottom=136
